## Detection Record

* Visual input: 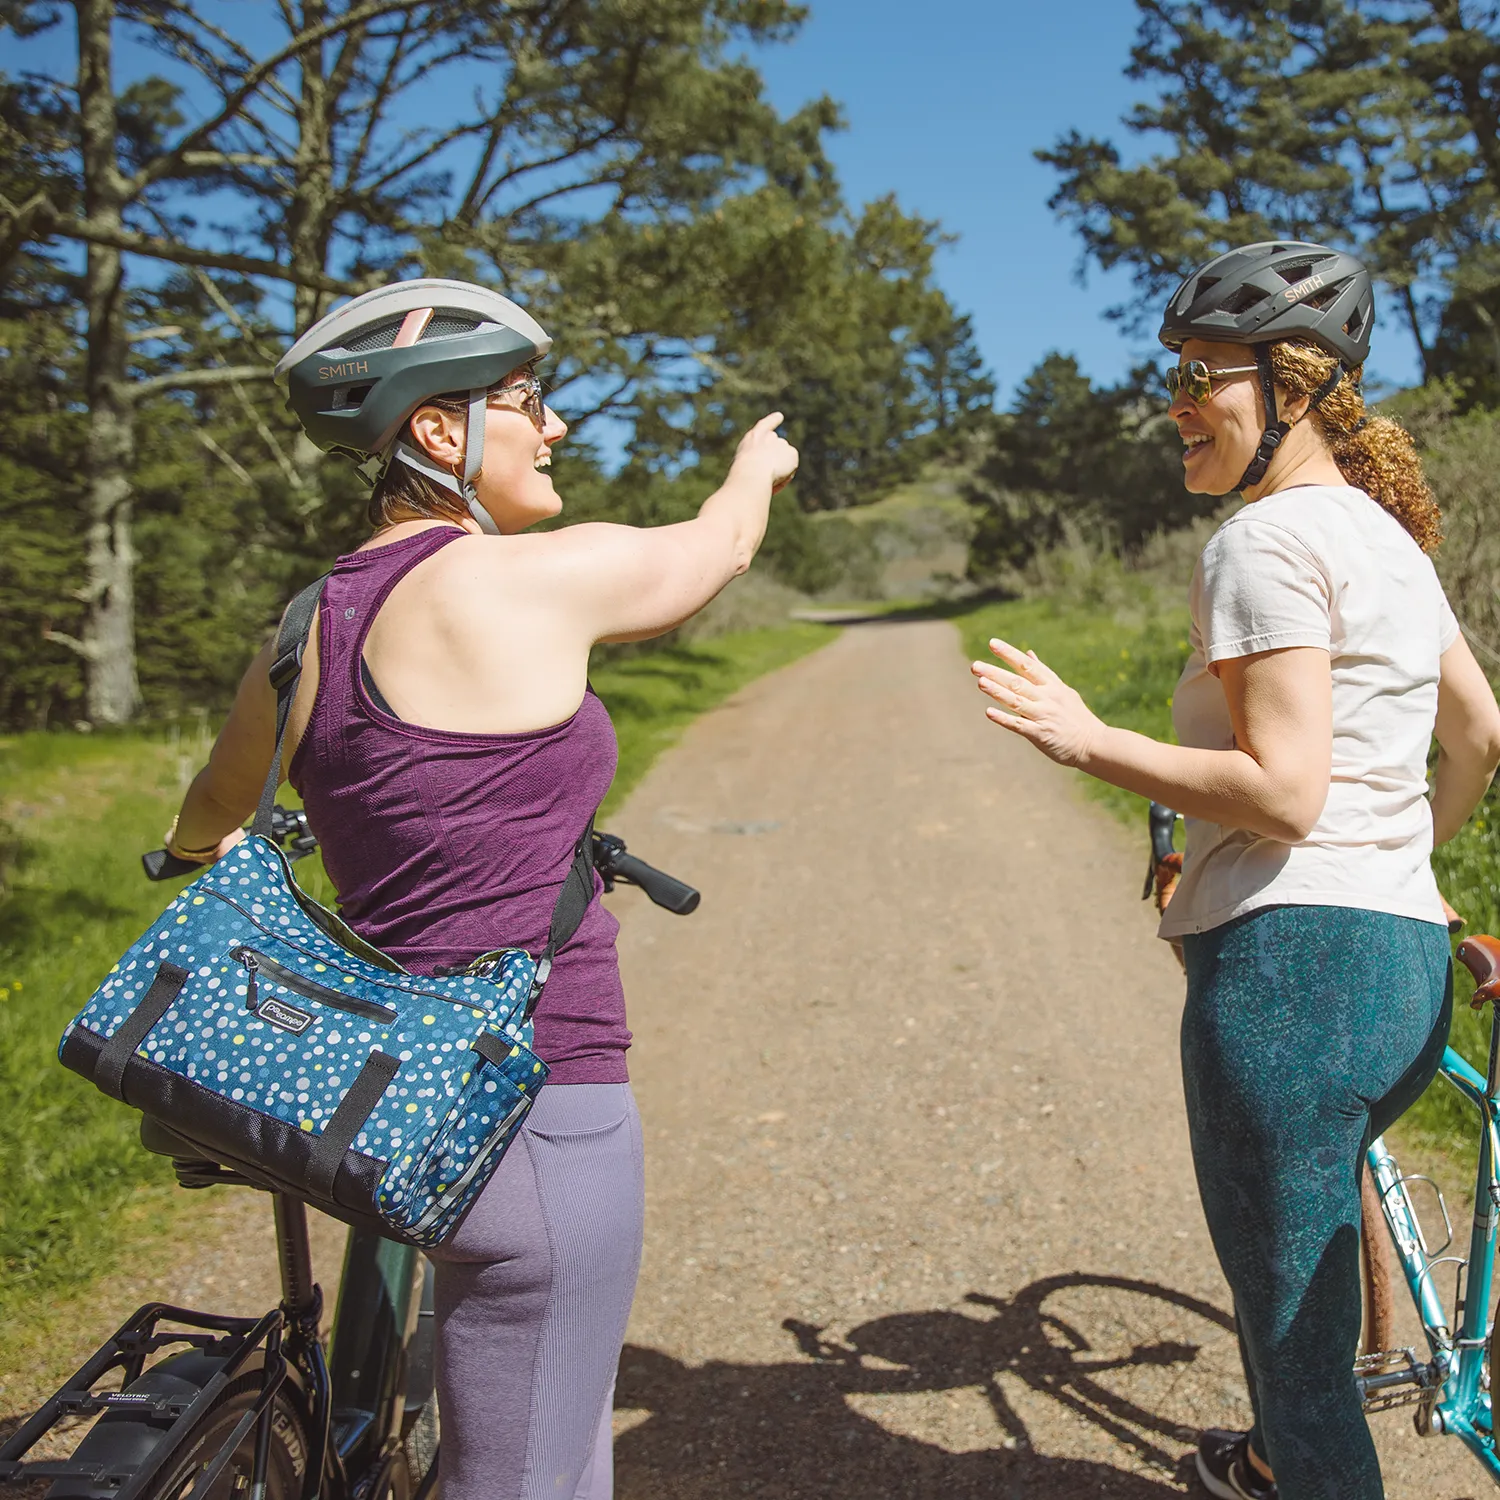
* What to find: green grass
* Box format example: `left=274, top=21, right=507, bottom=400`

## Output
left=951, top=592, right=1500, bottom=1150
left=0, top=620, right=830, bottom=1378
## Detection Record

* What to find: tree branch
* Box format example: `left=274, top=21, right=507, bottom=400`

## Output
left=180, top=150, right=282, bottom=169
left=0, top=190, right=58, bottom=278
left=361, top=116, right=496, bottom=196
left=42, top=629, right=96, bottom=660
left=197, top=430, right=254, bottom=484
left=130, top=364, right=276, bottom=398
left=470, top=124, right=632, bottom=223
left=559, top=376, right=634, bottom=427
left=130, top=0, right=427, bottom=197
left=341, top=12, right=416, bottom=188
left=46, top=216, right=363, bottom=293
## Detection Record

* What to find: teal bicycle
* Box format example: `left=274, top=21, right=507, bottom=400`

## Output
left=1356, top=926, right=1500, bottom=1478
left=1147, top=803, right=1500, bottom=1483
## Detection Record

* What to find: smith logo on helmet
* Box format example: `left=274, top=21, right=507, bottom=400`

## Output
left=317, top=359, right=370, bottom=381
left=1283, top=274, right=1326, bottom=303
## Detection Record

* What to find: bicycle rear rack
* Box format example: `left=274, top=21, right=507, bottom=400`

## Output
left=0, top=1302, right=285, bottom=1499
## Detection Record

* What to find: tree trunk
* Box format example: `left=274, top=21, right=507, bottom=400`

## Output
left=75, top=0, right=141, bottom=724
left=283, top=0, right=338, bottom=525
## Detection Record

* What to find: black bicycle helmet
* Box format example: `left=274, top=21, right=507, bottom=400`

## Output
left=1159, top=241, right=1374, bottom=489
left=275, top=279, right=551, bottom=532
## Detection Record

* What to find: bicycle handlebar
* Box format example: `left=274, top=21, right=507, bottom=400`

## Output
left=142, top=807, right=316, bottom=882
left=142, top=814, right=702, bottom=916
left=142, top=847, right=207, bottom=881
left=1148, top=802, right=1179, bottom=867
left=592, top=833, right=700, bottom=915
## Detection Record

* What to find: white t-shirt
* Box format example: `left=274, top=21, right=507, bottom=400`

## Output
left=1158, top=485, right=1458, bottom=939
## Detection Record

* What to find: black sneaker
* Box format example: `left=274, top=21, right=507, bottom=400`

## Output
left=1195, top=1429, right=1278, bottom=1499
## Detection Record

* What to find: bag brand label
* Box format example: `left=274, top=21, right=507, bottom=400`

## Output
left=257, top=997, right=313, bottom=1035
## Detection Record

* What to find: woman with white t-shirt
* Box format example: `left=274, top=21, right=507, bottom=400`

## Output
left=973, top=241, right=1500, bottom=1500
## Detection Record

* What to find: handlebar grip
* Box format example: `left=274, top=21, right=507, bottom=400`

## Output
left=1149, top=803, right=1180, bottom=865
left=609, top=852, right=701, bottom=915
left=1458, top=934, right=1500, bottom=1009
left=142, top=848, right=204, bottom=882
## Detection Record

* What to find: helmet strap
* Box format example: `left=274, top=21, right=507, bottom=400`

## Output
left=461, top=388, right=498, bottom=535
left=1236, top=346, right=1291, bottom=491
left=1236, top=347, right=1346, bottom=492
left=388, top=387, right=500, bottom=534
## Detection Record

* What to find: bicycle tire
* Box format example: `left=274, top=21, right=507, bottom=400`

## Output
left=145, top=1372, right=308, bottom=1500
left=47, top=1358, right=310, bottom=1500
left=404, top=1390, right=440, bottom=1494
left=1359, top=1164, right=1398, bottom=1358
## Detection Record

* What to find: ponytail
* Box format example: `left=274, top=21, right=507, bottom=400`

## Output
left=1267, top=342, right=1443, bottom=553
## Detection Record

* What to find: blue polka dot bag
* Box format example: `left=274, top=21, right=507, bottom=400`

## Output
left=58, top=580, right=593, bottom=1248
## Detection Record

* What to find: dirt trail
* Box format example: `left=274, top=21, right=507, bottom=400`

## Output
left=7, top=618, right=1480, bottom=1497
left=603, top=618, right=1479, bottom=1499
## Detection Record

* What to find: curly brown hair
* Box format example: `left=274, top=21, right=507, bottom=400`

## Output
left=1266, top=341, right=1443, bottom=552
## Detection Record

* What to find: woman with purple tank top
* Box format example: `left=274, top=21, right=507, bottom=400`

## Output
left=159, top=279, right=799, bottom=1500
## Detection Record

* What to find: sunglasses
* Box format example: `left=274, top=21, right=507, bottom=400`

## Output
left=1165, top=359, right=1260, bottom=405
left=487, top=367, right=546, bottom=430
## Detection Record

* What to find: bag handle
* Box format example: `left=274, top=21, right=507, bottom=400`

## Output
left=252, top=577, right=599, bottom=994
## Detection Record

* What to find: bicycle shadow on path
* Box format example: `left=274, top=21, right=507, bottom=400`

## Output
left=614, top=1272, right=1235, bottom=1499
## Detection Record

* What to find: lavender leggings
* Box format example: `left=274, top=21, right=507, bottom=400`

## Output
left=429, top=1083, right=645, bottom=1500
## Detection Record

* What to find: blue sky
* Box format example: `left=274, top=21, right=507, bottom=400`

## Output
left=752, top=0, right=1426, bottom=404
left=13, top=0, right=1426, bottom=408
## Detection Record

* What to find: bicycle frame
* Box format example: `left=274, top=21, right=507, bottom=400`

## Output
left=1368, top=1035, right=1500, bottom=1479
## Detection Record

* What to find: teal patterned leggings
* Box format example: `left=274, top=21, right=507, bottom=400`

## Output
left=1181, top=905, right=1452, bottom=1500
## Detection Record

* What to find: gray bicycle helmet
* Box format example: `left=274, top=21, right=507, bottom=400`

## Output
left=1159, top=241, right=1374, bottom=489
left=276, top=279, right=551, bottom=532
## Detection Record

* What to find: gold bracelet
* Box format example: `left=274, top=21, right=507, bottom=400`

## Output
left=164, top=816, right=219, bottom=858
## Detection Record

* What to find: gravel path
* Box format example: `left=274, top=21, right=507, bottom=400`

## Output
left=603, top=618, right=1482, bottom=1499
left=6, top=617, right=1483, bottom=1497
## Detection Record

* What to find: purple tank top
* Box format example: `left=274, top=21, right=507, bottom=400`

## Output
left=288, top=527, right=629, bottom=1084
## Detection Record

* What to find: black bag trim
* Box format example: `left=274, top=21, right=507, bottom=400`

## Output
left=61, top=1025, right=387, bottom=1218
left=94, top=962, right=189, bottom=1101
left=472, top=1031, right=516, bottom=1068
left=305, top=1051, right=401, bottom=1198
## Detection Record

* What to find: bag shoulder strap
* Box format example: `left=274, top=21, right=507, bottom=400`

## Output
left=252, top=575, right=329, bottom=838
left=253, top=574, right=600, bottom=998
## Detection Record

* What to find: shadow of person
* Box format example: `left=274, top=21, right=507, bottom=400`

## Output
left=615, top=1271, right=1237, bottom=1499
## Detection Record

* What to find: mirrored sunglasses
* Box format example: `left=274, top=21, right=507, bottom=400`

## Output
left=1165, top=359, right=1259, bottom=405
left=487, top=368, right=545, bottom=430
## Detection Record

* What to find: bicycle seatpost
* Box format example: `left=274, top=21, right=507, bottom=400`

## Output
left=272, top=1193, right=321, bottom=1329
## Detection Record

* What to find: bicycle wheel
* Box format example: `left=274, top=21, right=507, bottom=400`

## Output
left=50, top=1356, right=309, bottom=1500
left=1359, top=1164, right=1398, bottom=1358
left=149, top=1374, right=308, bottom=1500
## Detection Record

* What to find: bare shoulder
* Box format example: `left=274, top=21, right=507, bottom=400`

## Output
left=423, top=524, right=653, bottom=598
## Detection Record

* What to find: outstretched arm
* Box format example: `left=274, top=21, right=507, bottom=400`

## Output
left=973, top=639, right=1332, bottom=843
left=536, top=413, right=799, bottom=644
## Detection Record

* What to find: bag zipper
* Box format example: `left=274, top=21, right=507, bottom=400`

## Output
left=205, top=887, right=521, bottom=1015
left=232, top=945, right=398, bottom=1025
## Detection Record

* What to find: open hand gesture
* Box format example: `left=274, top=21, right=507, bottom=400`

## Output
left=971, top=638, right=1104, bottom=769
